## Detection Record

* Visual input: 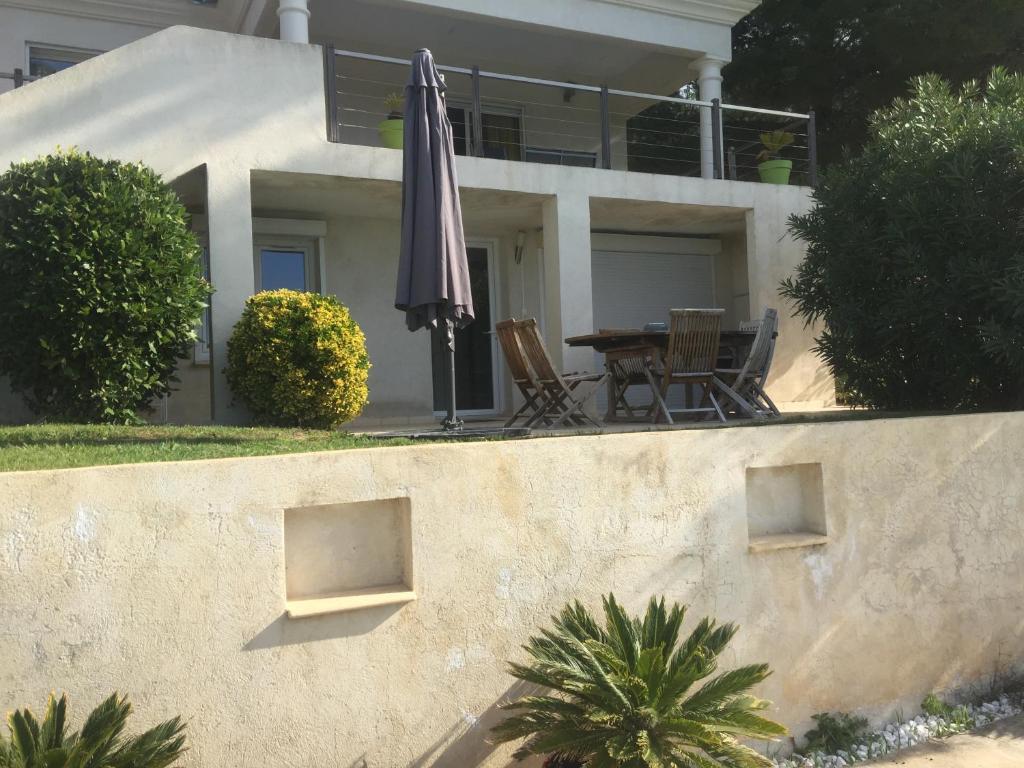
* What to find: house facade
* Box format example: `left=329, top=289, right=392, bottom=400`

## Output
left=0, top=0, right=833, bottom=426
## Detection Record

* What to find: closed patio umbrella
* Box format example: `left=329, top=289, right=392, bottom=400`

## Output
left=395, top=48, right=475, bottom=431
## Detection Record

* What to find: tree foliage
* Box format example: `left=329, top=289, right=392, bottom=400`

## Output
left=0, top=150, right=208, bottom=423
left=492, top=594, right=786, bottom=768
left=0, top=692, right=186, bottom=768
left=782, top=68, right=1024, bottom=410
left=728, top=0, right=1024, bottom=164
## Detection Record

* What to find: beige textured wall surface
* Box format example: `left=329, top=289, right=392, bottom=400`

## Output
left=2, top=412, right=1022, bottom=766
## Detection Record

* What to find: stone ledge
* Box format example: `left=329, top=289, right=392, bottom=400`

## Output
left=286, top=585, right=416, bottom=618
left=748, top=532, right=829, bottom=553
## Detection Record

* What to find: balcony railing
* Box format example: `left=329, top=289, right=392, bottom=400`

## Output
left=324, top=46, right=817, bottom=186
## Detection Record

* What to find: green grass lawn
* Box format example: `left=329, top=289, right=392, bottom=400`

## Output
left=0, top=424, right=408, bottom=473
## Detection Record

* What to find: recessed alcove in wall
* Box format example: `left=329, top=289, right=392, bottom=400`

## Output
left=284, top=498, right=414, bottom=618
left=745, top=463, right=828, bottom=552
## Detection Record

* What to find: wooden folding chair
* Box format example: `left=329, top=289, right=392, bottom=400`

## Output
left=496, top=319, right=552, bottom=427
left=715, top=308, right=781, bottom=418
left=514, top=319, right=608, bottom=428
left=648, top=308, right=727, bottom=424
left=603, top=343, right=658, bottom=421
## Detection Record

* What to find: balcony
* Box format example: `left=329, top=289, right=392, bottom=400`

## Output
left=323, top=47, right=818, bottom=186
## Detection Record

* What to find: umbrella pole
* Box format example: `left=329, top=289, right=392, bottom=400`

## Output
left=441, top=317, right=462, bottom=431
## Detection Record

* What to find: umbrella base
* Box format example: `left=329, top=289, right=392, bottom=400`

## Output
left=441, top=416, right=464, bottom=432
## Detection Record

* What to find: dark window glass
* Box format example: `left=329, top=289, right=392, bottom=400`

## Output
left=260, top=249, right=306, bottom=291
left=431, top=247, right=494, bottom=411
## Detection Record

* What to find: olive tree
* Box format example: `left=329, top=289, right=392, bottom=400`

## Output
left=783, top=68, right=1024, bottom=410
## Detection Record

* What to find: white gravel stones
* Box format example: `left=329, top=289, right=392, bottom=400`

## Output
left=774, top=694, right=1024, bottom=767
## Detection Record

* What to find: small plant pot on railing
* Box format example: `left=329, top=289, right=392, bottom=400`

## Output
left=377, top=118, right=404, bottom=149
left=758, top=158, right=793, bottom=184
left=378, top=92, right=404, bottom=150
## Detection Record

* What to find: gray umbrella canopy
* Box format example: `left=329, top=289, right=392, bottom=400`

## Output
left=394, top=48, right=474, bottom=332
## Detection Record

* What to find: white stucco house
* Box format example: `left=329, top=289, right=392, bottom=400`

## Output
left=0, top=0, right=831, bottom=426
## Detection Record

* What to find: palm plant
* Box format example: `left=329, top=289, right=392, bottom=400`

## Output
left=0, top=692, right=186, bottom=768
left=492, top=595, right=786, bottom=768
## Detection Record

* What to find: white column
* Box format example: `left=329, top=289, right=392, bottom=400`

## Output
left=541, top=193, right=594, bottom=375
left=205, top=163, right=255, bottom=424
left=692, top=56, right=726, bottom=180
left=277, top=0, right=310, bottom=43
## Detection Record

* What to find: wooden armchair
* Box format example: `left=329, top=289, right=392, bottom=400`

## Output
left=648, top=308, right=727, bottom=424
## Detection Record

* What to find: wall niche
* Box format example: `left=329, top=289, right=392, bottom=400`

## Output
left=284, top=497, right=414, bottom=618
left=745, top=463, right=828, bottom=553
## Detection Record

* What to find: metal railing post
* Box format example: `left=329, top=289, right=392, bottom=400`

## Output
left=711, top=97, right=723, bottom=180
left=471, top=66, right=484, bottom=158
left=807, top=108, right=818, bottom=187
left=727, top=146, right=737, bottom=181
left=13, top=68, right=23, bottom=88
left=600, top=85, right=612, bottom=170
left=323, top=44, right=339, bottom=142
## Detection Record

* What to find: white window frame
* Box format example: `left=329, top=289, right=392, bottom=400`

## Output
left=447, top=101, right=526, bottom=159
left=253, top=237, right=320, bottom=293
left=194, top=241, right=212, bottom=365
left=431, top=238, right=503, bottom=419
left=26, top=43, right=101, bottom=78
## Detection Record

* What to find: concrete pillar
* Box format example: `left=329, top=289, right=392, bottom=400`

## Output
left=278, top=0, right=310, bottom=44
left=541, top=193, right=593, bottom=375
left=205, top=164, right=255, bottom=424
left=692, top=56, right=726, bottom=180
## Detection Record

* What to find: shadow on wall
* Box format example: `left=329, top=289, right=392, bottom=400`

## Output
left=243, top=604, right=405, bottom=650
left=409, top=681, right=540, bottom=768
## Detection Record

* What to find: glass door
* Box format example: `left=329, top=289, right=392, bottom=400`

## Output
left=431, top=244, right=498, bottom=415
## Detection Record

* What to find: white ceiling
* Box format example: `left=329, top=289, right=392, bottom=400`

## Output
left=304, top=0, right=697, bottom=93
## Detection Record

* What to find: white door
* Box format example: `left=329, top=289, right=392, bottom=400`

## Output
left=591, top=245, right=716, bottom=411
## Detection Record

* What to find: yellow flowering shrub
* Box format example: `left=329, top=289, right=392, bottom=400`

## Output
left=226, top=290, right=370, bottom=428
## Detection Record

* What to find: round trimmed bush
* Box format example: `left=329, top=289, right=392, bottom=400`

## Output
left=226, top=289, right=370, bottom=428
left=0, top=150, right=209, bottom=423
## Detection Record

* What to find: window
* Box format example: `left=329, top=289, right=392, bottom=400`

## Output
left=194, top=245, right=211, bottom=364
left=446, top=104, right=523, bottom=161
left=253, top=238, right=319, bottom=293
left=27, top=45, right=99, bottom=79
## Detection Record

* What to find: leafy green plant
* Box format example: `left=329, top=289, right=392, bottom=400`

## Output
left=492, top=594, right=786, bottom=767
left=803, top=712, right=868, bottom=754
left=782, top=67, right=1024, bottom=410
left=920, top=694, right=972, bottom=733
left=384, top=92, right=404, bottom=118
left=921, top=694, right=951, bottom=718
left=756, top=130, right=795, bottom=163
left=226, top=289, right=370, bottom=428
left=0, top=149, right=209, bottom=423
left=0, top=692, right=186, bottom=768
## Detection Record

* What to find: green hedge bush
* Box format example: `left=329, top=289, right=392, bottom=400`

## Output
left=226, top=289, right=370, bottom=428
left=783, top=68, right=1024, bottom=410
left=0, top=150, right=209, bottom=423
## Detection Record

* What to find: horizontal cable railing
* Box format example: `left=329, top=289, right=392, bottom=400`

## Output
left=324, top=46, right=817, bottom=186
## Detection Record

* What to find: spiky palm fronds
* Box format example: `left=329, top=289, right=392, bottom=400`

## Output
left=0, top=692, right=186, bottom=768
left=492, top=595, right=786, bottom=768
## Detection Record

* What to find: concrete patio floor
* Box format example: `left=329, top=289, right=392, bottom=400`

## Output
left=867, top=715, right=1024, bottom=767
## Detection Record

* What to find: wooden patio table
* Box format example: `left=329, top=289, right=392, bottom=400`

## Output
left=565, top=328, right=757, bottom=421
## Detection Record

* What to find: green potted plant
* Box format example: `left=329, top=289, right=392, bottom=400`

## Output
left=757, top=129, right=795, bottom=184
left=378, top=92, right=404, bottom=150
